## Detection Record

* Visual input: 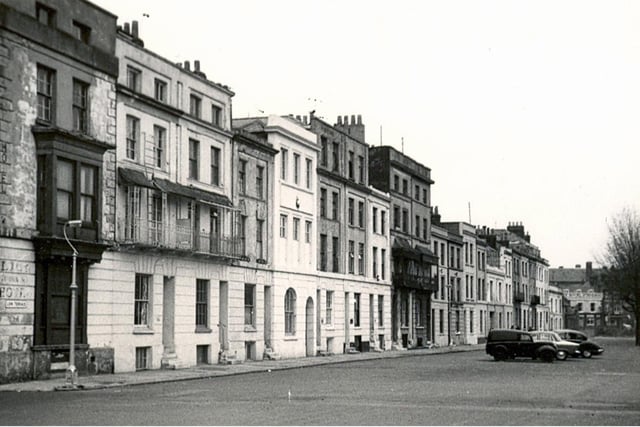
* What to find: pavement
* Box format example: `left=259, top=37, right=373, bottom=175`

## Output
left=0, top=343, right=483, bottom=393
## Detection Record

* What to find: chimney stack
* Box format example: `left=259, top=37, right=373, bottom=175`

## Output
left=184, top=61, right=190, bottom=71
left=123, top=22, right=130, bottom=34
left=337, top=116, right=342, bottom=125
left=132, top=20, right=139, bottom=38
left=194, top=60, right=200, bottom=71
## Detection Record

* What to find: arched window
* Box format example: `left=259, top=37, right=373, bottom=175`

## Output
left=284, top=288, right=296, bottom=335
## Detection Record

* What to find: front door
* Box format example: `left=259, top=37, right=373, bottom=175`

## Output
left=162, top=276, right=175, bottom=357
left=35, top=261, right=86, bottom=346
left=305, top=297, right=314, bottom=356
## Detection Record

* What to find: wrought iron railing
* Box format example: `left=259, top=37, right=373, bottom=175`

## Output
left=118, top=218, right=243, bottom=258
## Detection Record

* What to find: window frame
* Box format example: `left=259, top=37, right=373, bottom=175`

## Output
left=293, top=153, right=300, bottom=185
left=195, top=279, right=210, bottom=330
left=211, top=104, right=222, bottom=127
left=284, top=288, right=296, bottom=335
left=126, top=66, right=141, bottom=92
left=210, top=146, right=220, bottom=186
left=189, top=94, right=202, bottom=118
left=134, top=274, right=152, bottom=327
left=305, top=220, right=311, bottom=244
left=153, top=125, right=166, bottom=169
left=279, top=214, right=287, bottom=238
left=36, top=64, right=55, bottom=123
left=188, top=138, right=199, bottom=180
left=326, top=290, right=333, bottom=325
left=332, top=236, right=340, bottom=273
left=280, top=148, right=288, bottom=180
left=72, top=79, right=89, bottom=134
left=256, top=165, right=264, bottom=199
left=36, top=2, right=56, bottom=27
left=238, top=159, right=247, bottom=195
left=72, top=20, right=91, bottom=43
left=154, top=78, right=167, bottom=102
left=244, top=284, right=256, bottom=327
left=293, top=217, right=300, bottom=241
left=319, top=233, right=327, bottom=271
left=256, top=219, right=264, bottom=259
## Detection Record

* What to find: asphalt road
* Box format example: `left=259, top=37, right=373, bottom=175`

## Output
left=1, top=337, right=639, bottom=425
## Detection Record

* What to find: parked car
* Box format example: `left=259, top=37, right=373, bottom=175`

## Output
left=554, top=329, right=605, bottom=358
left=529, top=331, right=581, bottom=360
left=486, top=329, right=557, bottom=363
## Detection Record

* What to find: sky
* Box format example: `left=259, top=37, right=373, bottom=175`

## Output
left=93, top=0, right=640, bottom=268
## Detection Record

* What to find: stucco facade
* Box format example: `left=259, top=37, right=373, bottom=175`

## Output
left=233, top=115, right=319, bottom=359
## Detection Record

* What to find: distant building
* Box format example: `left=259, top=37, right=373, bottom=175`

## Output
left=477, top=223, right=550, bottom=331
left=431, top=210, right=463, bottom=346
left=548, top=285, right=564, bottom=330
left=308, top=114, right=392, bottom=354
left=550, top=262, right=603, bottom=333
left=369, top=146, right=437, bottom=349
left=439, top=221, right=480, bottom=344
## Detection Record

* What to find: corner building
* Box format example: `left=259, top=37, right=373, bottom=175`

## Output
left=369, top=146, right=438, bottom=349
left=0, top=0, right=118, bottom=383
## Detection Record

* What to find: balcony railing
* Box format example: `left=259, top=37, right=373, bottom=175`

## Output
left=118, top=218, right=243, bottom=259
left=514, top=291, right=525, bottom=302
left=392, top=272, right=438, bottom=292
left=530, top=295, right=541, bottom=305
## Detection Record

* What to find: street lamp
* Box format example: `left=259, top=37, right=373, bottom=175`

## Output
left=446, top=282, right=452, bottom=346
left=63, top=219, right=82, bottom=388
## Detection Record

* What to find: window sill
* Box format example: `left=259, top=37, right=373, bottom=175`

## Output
left=283, top=336, right=297, bottom=341
left=244, top=326, right=257, bottom=333
left=133, top=327, right=154, bottom=335
left=195, top=326, right=212, bottom=334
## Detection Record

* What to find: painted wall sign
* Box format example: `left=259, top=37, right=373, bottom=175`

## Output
left=5, top=300, right=26, bottom=309
left=0, top=286, right=32, bottom=299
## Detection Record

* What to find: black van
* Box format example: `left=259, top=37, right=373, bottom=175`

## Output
left=486, top=329, right=557, bottom=362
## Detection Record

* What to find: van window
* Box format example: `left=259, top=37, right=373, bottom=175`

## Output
left=519, top=334, right=532, bottom=342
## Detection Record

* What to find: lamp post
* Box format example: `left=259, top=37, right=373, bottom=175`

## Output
left=446, top=282, right=452, bottom=346
left=63, top=219, right=82, bottom=388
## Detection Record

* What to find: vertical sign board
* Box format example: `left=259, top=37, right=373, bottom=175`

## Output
left=0, top=260, right=35, bottom=353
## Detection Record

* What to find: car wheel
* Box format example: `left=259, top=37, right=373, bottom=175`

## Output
left=540, top=350, right=555, bottom=363
left=556, top=350, right=568, bottom=361
left=493, top=346, right=507, bottom=361
left=582, top=349, right=592, bottom=358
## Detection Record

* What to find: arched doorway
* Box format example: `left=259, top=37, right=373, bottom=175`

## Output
left=305, top=297, right=315, bottom=356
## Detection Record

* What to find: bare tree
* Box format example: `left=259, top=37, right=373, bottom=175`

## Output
left=600, top=207, right=640, bottom=345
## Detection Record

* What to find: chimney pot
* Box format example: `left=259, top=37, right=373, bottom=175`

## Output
left=184, top=61, right=190, bottom=71
left=357, top=114, right=362, bottom=125
left=123, top=22, right=130, bottom=34
left=351, top=115, right=356, bottom=125
left=296, top=115, right=301, bottom=122
left=337, top=116, right=342, bottom=125
left=132, top=20, right=139, bottom=38
left=343, top=115, right=348, bottom=125
left=194, top=60, right=200, bottom=71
